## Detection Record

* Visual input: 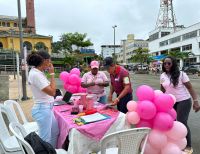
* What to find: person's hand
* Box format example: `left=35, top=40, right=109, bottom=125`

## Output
left=108, top=94, right=113, bottom=103
left=97, top=83, right=103, bottom=86
left=193, top=101, right=200, bottom=112
left=48, top=63, right=54, bottom=74
left=88, top=82, right=95, bottom=87
left=111, top=98, right=120, bottom=106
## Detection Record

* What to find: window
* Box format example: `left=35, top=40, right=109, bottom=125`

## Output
left=159, top=40, right=168, bottom=47
left=199, top=42, right=200, bottom=48
left=14, top=23, right=17, bottom=27
left=161, top=32, right=170, bottom=37
left=182, top=31, right=197, bottom=40
left=2, top=22, right=5, bottom=26
left=149, top=32, right=159, bottom=41
left=6, top=22, right=10, bottom=27
left=182, top=44, right=192, bottom=51
left=169, top=36, right=181, bottom=44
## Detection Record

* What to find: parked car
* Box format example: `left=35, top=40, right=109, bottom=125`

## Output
left=137, top=64, right=149, bottom=71
left=184, top=65, right=200, bottom=75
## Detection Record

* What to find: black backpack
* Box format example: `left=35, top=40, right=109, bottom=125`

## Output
left=24, top=132, right=56, bottom=154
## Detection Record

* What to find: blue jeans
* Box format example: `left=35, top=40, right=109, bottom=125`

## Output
left=32, top=103, right=59, bottom=148
left=98, top=95, right=107, bottom=104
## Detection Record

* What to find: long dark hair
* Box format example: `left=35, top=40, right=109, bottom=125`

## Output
left=162, top=56, right=180, bottom=87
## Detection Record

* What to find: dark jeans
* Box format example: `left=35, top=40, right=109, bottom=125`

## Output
left=117, top=93, right=132, bottom=114
left=174, top=98, right=192, bottom=148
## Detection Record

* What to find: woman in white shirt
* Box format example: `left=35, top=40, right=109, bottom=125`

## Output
left=160, top=56, right=200, bottom=154
left=27, top=51, right=59, bottom=148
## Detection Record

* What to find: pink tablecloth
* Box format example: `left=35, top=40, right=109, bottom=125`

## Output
left=53, top=104, right=119, bottom=148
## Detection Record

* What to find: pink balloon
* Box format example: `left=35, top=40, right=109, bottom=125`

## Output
left=169, top=138, right=187, bottom=150
left=59, top=71, right=69, bottom=83
left=137, top=100, right=157, bottom=120
left=154, top=94, right=174, bottom=112
left=127, top=101, right=137, bottom=112
left=166, top=121, right=188, bottom=140
left=68, top=74, right=81, bottom=85
left=144, top=143, right=160, bottom=154
left=70, top=68, right=80, bottom=76
left=167, top=108, right=177, bottom=120
left=136, top=119, right=153, bottom=128
left=169, top=94, right=176, bottom=104
left=65, top=84, right=78, bottom=93
left=136, top=85, right=155, bottom=101
left=153, top=112, right=174, bottom=131
left=126, top=111, right=140, bottom=124
left=78, top=86, right=87, bottom=93
left=154, top=90, right=163, bottom=97
left=161, top=143, right=182, bottom=154
left=148, top=129, right=168, bottom=149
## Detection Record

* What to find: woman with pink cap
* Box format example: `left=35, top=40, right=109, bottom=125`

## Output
left=81, top=60, right=109, bottom=104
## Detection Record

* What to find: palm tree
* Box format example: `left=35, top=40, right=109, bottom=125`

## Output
left=131, top=48, right=150, bottom=65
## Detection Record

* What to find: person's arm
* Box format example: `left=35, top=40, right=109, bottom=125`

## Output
left=97, top=81, right=109, bottom=87
left=160, top=84, right=166, bottom=93
left=184, top=81, right=200, bottom=112
left=81, top=82, right=95, bottom=88
left=42, top=63, right=56, bottom=96
left=108, top=84, right=114, bottom=102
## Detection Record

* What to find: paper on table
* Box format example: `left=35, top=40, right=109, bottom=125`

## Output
left=80, top=113, right=109, bottom=123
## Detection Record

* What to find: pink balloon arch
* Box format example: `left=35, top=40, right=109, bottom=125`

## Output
left=126, top=85, right=188, bottom=154
left=59, top=68, right=86, bottom=94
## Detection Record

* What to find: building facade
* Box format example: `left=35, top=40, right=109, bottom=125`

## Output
left=148, top=22, right=200, bottom=67
left=101, top=45, right=121, bottom=58
left=116, top=34, right=149, bottom=64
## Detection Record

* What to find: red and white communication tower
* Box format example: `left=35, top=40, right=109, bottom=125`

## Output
left=156, top=0, right=177, bottom=31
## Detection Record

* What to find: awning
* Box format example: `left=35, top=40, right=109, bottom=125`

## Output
left=151, top=54, right=167, bottom=61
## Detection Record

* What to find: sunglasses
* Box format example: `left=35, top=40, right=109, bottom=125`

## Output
left=164, top=62, right=172, bottom=66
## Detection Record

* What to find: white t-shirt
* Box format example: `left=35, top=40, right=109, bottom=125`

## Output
left=160, top=71, right=190, bottom=102
left=81, top=71, right=109, bottom=97
left=28, top=68, right=54, bottom=103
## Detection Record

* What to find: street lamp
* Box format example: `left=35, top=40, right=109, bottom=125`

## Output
left=17, top=0, right=28, bottom=100
left=112, top=25, right=117, bottom=60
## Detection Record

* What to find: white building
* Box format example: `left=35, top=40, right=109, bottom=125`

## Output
left=101, top=45, right=121, bottom=58
left=116, top=34, right=148, bottom=64
left=149, top=22, right=200, bottom=67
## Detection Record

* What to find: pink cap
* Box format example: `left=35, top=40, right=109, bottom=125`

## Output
left=90, top=60, right=99, bottom=69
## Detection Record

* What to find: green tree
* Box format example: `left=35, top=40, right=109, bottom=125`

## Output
left=168, top=50, right=194, bottom=60
left=131, top=48, right=150, bottom=65
left=60, top=32, right=93, bottom=52
left=51, top=41, right=63, bottom=53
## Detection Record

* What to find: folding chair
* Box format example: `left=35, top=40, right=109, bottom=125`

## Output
left=4, top=100, right=38, bottom=134
left=9, top=122, right=68, bottom=154
left=0, top=105, right=23, bottom=154
left=99, top=128, right=150, bottom=154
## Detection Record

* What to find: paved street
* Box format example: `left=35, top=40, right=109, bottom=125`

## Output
left=57, top=72, right=200, bottom=154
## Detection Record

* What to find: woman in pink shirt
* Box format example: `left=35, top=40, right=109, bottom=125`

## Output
left=160, top=56, right=200, bottom=153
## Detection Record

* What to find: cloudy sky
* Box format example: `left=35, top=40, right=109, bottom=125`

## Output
left=0, top=0, right=200, bottom=54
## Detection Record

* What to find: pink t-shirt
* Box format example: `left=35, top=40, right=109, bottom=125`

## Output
left=81, top=71, right=108, bottom=96
left=160, top=71, right=190, bottom=102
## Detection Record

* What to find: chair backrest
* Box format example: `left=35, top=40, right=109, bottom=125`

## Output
left=0, top=104, right=12, bottom=141
left=100, top=127, right=151, bottom=154
left=4, top=100, right=28, bottom=124
left=9, top=122, right=35, bottom=154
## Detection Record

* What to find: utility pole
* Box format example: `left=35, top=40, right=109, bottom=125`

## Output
left=10, top=29, right=16, bottom=79
left=112, top=25, right=117, bottom=61
left=17, top=0, right=28, bottom=100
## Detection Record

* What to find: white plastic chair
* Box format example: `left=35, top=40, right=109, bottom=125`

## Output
left=0, top=104, right=23, bottom=154
left=9, top=122, right=68, bottom=154
left=99, top=128, right=150, bottom=154
left=4, top=100, right=38, bottom=134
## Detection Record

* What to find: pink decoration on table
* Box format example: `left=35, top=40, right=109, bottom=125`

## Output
left=65, top=84, right=78, bottom=93
left=53, top=104, right=119, bottom=148
left=154, top=94, right=174, bottom=112
left=144, top=143, right=160, bottom=154
left=161, top=143, right=182, bottom=154
left=127, top=101, right=137, bottom=112
left=168, top=138, right=187, bottom=150
left=169, top=94, right=176, bottom=104
left=154, top=89, right=163, bottom=97
left=68, top=74, right=81, bottom=85
left=136, top=85, right=155, bottom=101
left=137, top=100, right=157, bottom=120
left=136, top=119, right=153, bottom=128
left=165, top=121, right=188, bottom=140
left=153, top=112, right=173, bottom=131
